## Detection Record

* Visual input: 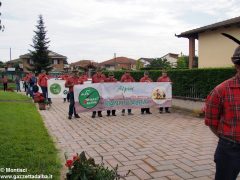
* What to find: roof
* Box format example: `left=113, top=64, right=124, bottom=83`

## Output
left=161, top=53, right=179, bottom=59
left=100, top=57, right=136, bottom=66
left=20, top=50, right=67, bottom=59
left=176, top=16, right=240, bottom=38
left=70, top=60, right=98, bottom=68
left=6, top=58, right=22, bottom=64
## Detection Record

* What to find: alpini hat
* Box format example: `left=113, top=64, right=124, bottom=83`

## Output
left=222, top=33, right=240, bottom=65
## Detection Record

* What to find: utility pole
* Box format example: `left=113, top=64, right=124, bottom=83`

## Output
left=10, top=47, right=11, bottom=61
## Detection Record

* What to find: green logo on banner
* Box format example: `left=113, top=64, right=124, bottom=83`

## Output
left=50, top=83, right=61, bottom=95
left=79, top=87, right=100, bottom=109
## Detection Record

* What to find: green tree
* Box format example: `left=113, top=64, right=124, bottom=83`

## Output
left=136, top=59, right=144, bottom=70
left=176, top=56, right=189, bottom=69
left=29, top=15, right=52, bottom=73
left=0, top=61, right=4, bottom=68
left=147, top=58, right=171, bottom=70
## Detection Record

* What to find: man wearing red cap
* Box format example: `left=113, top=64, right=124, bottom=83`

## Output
left=205, top=33, right=240, bottom=180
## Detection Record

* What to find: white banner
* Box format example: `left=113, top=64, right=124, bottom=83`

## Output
left=47, top=79, right=69, bottom=98
left=74, top=82, right=172, bottom=112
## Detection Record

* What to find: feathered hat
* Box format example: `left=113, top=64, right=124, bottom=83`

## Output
left=222, top=33, right=240, bottom=65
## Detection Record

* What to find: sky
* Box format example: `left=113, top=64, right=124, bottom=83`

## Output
left=0, top=0, right=239, bottom=63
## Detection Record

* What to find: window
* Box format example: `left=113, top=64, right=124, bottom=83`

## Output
left=53, top=59, right=59, bottom=64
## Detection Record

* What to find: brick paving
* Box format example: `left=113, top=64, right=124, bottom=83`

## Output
left=39, top=99, right=240, bottom=180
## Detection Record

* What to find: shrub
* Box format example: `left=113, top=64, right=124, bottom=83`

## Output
left=65, top=151, right=130, bottom=180
left=104, top=67, right=236, bottom=99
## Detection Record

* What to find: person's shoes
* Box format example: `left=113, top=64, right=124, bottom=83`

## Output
left=122, top=113, right=125, bottom=116
left=98, top=114, right=103, bottom=117
left=68, top=116, right=72, bottom=120
left=159, top=111, right=163, bottom=114
left=146, top=112, right=152, bottom=114
left=112, top=114, right=116, bottom=116
left=141, top=112, right=144, bottom=115
left=128, top=113, right=134, bottom=115
left=166, top=111, right=171, bottom=113
left=92, top=115, right=96, bottom=118
left=107, top=114, right=110, bottom=117
left=75, top=114, right=80, bottom=118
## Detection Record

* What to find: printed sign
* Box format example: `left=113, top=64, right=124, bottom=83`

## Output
left=74, top=82, right=172, bottom=113
left=48, top=79, right=69, bottom=98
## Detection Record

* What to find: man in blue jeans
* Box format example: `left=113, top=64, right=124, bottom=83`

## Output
left=205, top=33, right=240, bottom=180
left=65, top=70, right=83, bottom=120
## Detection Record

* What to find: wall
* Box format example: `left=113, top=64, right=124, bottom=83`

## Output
left=199, top=26, right=240, bottom=68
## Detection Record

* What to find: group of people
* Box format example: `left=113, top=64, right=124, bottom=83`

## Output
left=65, top=69, right=172, bottom=120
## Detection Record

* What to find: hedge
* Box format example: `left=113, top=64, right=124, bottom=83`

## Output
left=104, top=67, right=236, bottom=100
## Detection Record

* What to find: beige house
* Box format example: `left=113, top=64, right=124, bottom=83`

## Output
left=177, top=16, right=240, bottom=68
left=6, top=51, right=68, bottom=72
left=161, top=53, right=179, bottom=67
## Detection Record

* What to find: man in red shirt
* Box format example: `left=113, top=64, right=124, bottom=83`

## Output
left=65, top=70, right=83, bottom=120
left=38, top=70, right=51, bottom=103
left=91, top=69, right=106, bottom=118
left=205, top=33, right=240, bottom=180
left=105, top=72, right=117, bottom=116
left=140, top=71, right=152, bottom=114
left=120, top=70, right=135, bottom=116
left=157, top=70, right=171, bottom=113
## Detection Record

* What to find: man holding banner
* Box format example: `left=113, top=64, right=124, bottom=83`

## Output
left=140, top=71, right=153, bottom=114
left=105, top=72, right=117, bottom=116
left=91, top=69, right=106, bottom=118
left=120, top=70, right=135, bottom=116
left=65, top=70, right=83, bottom=120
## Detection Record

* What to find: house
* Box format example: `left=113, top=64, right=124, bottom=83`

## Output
left=161, top=53, right=179, bottom=67
left=70, top=60, right=98, bottom=77
left=70, top=60, right=98, bottom=71
left=6, top=50, right=68, bottom=72
left=138, top=58, right=154, bottom=67
left=176, top=16, right=240, bottom=68
left=99, top=57, right=137, bottom=70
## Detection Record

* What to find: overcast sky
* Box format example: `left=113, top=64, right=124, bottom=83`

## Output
left=0, top=0, right=239, bottom=63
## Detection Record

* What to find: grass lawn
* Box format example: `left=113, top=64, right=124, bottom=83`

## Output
left=0, top=83, right=16, bottom=90
left=0, top=92, right=61, bottom=179
left=0, top=91, right=30, bottom=100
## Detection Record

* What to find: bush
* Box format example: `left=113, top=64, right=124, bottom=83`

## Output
left=104, top=67, right=236, bottom=99
left=65, top=151, right=130, bottom=180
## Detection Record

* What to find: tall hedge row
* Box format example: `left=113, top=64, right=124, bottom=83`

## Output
left=104, top=68, right=236, bottom=99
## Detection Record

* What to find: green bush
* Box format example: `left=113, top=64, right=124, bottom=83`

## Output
left=104, top=67, right=236, bottom=99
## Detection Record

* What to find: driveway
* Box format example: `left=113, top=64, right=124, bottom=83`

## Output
left=39, top=99, right=236, bottom=180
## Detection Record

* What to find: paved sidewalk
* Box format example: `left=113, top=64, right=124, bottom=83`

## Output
left=39, top=99, right=238, bottom=180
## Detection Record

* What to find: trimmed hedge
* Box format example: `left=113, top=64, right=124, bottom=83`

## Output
left=104, top=67, right=236, bottom=99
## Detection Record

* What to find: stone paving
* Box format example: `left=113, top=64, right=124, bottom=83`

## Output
left=39, top=99, right=239, bottom=180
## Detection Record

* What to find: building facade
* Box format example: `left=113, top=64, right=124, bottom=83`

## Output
left=99, top=57, right=136, bottom=70
left=177, top=16, right=240, bottom=68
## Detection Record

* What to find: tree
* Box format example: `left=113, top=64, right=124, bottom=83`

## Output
left=0, top=61, right=4, bottom=68
left=29, top=15, right=52, bottom=73
left=147, top=58, right=171, bottom=70
left=136, top=59, right=144, bottom=70
left=176, top=56, right=189, bottom=69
